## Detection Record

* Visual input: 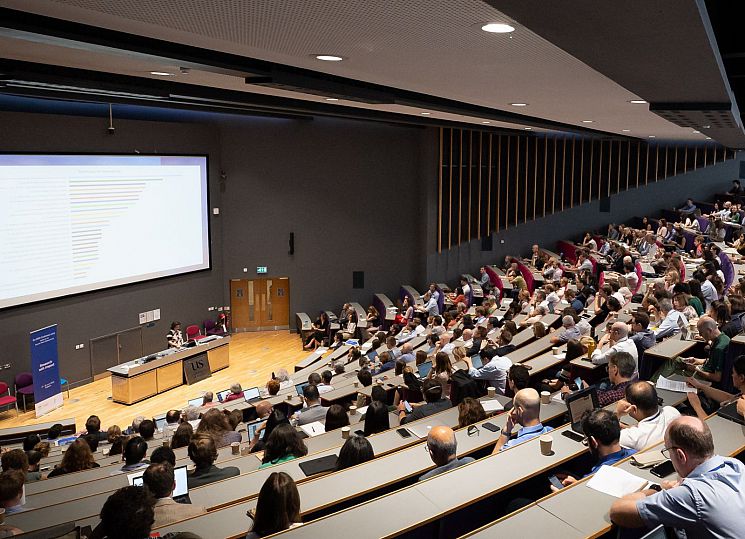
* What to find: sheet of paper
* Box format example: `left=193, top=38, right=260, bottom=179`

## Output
left=299, top=421, right=325, bottom=437
left=586, top=464, right=649, bottom=498
left=552, top=392, right=566, bottom=404
left=481, top=399, right=505, bottom=413
left=656, top=375, right=697, bottom=393
left=145, top=311, right=154, bottom=323
left=153, top=309, right=161, bottom=321
left=138, top=312, right=147, bottom=325
left=356, top=405, right=369, bottom=416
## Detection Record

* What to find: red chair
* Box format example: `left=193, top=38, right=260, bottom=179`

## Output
left=0, top=382, right=17, bottom=416
left=14, top=372, right=34, bottom=412
left=185, top=325, right=207, bottom=342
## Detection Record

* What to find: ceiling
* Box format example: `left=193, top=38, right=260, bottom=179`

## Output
left=0, top=0, right=743, bottom=145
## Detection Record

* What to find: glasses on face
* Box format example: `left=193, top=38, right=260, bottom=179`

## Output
left=661, top=446, right=679, bottom=459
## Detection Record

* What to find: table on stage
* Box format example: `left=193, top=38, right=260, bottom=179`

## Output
left=107, top=336, right=230, bottom=405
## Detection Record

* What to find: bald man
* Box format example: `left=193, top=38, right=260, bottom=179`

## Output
left=419, top=426, right=474, bottom=481
left=492, top=388, right=552, bottom=454
left=611, top=416, right=745, bottom=538
left=680, top=316, right=730, bottom=385
left=591, top=321, right=638, bottom=367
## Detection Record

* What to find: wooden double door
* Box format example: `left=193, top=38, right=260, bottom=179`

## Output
left=230, top=277, right=290, bottom=331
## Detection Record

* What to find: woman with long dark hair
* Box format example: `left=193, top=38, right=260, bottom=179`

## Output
left=246, top=472, right=302, bottom=538
left=363, top=401, right=390, bottom=436
left=259, top=424, right=308, bottom=469
left=47, top=439, right=99, bottom=477
left=170, top=422, right=193, bottom=449
left=336, top=435, right=374, bottom=470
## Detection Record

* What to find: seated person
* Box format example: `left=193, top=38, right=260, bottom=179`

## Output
left=317, top=370, right=334, bottom=394
left=398, top=379, right=451, bottom=425
left=224, top=383, right=245, bottom=402
left=138, top=419, right=156, bottom=441
left=259, top=424, right=308, bottom=469
left=117, top=436, right=149, bottom=474
left=371, top=351, right=397, bottom=375
left=98, top=486, right=156, bottom=539
left=610, top=417, right=744, bottom=538
left=196, top=408, right=241, bottom=448
left=82, top=415, right=107, bottom=441
left=419, top=426, right=474, bottom=481
left=615, top=381, right=680, bottom=451
left=564, top=351, right=637, bottom=406
left=550, top=315, right=581, bottom=344
left=246, top=472, right=303, bottom=538
left=142, top=462, right=207, bottom=528
left=47, top=438, right=99, bottom=477
left=0, top=470, right=25, bottom=516
left=265, top=379, right=281, bottom=396
left=464, top=347, right=512, bottom=395
left=25, top=451, right=42, bottom=483
left=677, top=316, right=729, bottom=385
left=187, top=434, right=240, bottom=488
left=687, top=354, right=745, bottom=420
left=591, top=322, right=638, bottom=367
left=492, top=389, right=552, bottom=453
left=336, top=436, right=375, bottom=471
left=552, top=409, right=635, bottom=489
left=294, top=384, right=328, bottom=426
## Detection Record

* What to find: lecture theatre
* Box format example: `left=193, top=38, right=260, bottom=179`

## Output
left=2, top=2, right=745, bottom=538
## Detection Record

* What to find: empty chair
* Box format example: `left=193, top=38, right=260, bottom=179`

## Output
left=0, top=381, right=17, bottom=416
left=185, top=324, right=207, bottom=341
left=14, top=372, right=34, bottom=412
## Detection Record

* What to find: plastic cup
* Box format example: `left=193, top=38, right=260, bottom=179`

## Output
left=540, top=434, right=553, bottom=456
left=231, top=442, right=240, bottom=455
left=349, top=405, right=357, bottom=415
left=540, top=391, right=551, bottom=405
left=341, top=426, right=351, bottom=439
left=487, top=387, right=496, bottom=397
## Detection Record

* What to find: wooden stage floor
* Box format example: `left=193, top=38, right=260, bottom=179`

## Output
left=0, top=331, right=306, bottom=431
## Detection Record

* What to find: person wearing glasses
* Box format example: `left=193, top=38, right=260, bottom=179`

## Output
left=591, top=321, right=638, bottom=367
left=418, top=426, right=474, bottom=481
left=611, top=416, right=745, bottom=538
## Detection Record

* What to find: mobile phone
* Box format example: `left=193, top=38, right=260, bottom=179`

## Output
left=396, top=428, right=412, bottom=438
left=548, top=475, right=565, bottom=490
left=403, top=401, right=413, bottom=413
left=650, top=459, right=676, bottom=478
left=482, top=422, right=501, bottom=433
left=562, top=430, right=585, bottom=443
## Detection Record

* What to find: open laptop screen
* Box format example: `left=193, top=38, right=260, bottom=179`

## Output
left=188, top=397, right=203, bottom=408
left=417, top=362, right=432, bottom=378
left=243, top=387, right=261, bottom=401
left=296, top=382, right=310, bottom=396
left=566, top=386, right=599, bottom=429
left=216, top=389, right=231, bottom=402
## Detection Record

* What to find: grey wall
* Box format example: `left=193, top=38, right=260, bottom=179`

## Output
left=218, top=117, right=428, bottom=317
left=425, top=156, right=742, bottom=284
left=0, top=111, right=225, bottom=387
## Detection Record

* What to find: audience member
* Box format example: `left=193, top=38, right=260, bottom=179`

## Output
left=22, top=435, right=40, bottom=452
left=150, top=446, right=176, bottom=466
left=107, top=425, right=124, bottom=456
left=187, top=434, right=240, bottom=488
left=493, top=389, right=552, bottom=453
left=259, top=424, right=308, bottom=469
left=46, top=423, right=63, bottom=440
left=170, top=422, right=193, bottom=450
left=610, top=416, right=744, bottom=537
left=142, top=462, right=207, bottom=528
left=83, top=415, right=107, bottom=441
left=98, top=485, right=155, bottom=539
left=0, top=450, right=32, bottom=482
left=48, top=438, right=99, bottom=477
left=25, top=451, right=42, bottom=482
left=419, top=426, right=474, bottom=481
left=335, top=436, right=374, bottom=471
left=118, top=436, right=149, bottom=473
left=294, top=384, right=329, bottom=426
left=591, top=322, right=638, bottom=367
left=0, top=470, right=25, bottom=515
left=246, top=472, right=302, bottom=538
left=567, top=352, right=637, bottom=407
left=398, top=379, right=451, bottom=425
left=196, top=408, right=242, bottom=448
left=138, top=419, right=156, bottom=441
left=457, top=397, right=486, bottom=428
left=363, top=401, right=391, bottom=436
left=324, top=404, right=350, bottom=432
left=615, top=381, right=680, bottom=451
left=679, top=316, right=729, bottom=385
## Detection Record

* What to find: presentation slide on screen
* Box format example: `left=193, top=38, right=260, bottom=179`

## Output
left=0, top=155, right=210, bottom=309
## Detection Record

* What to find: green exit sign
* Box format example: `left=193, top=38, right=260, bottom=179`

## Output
left=256, top=266, right=268, bottom=274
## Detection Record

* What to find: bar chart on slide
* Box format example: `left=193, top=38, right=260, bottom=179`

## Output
left=0, top=155, right=209, bottom=309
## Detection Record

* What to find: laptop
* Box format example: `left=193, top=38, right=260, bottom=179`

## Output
left=471, top=355, right=484, bottom=369
left=565, top=386, right=599, bottom=434
left=243, top=386, right=261, bottom=403
left=188, top=397, right=204, bottom=408
left=153, top=415, right=167, bottom=432
left=716, top=400, right=745, bottom=426
left=295, top=381, right=310, bottom=396
left=417, top=362, right=433, bottom=378
left=298, top=454, right=338, bottom=477
left=129, top=464, right=190, bottom=503
left=246, top=419, right=264, bottom=441
left=216, top=389, right=231, bottom=402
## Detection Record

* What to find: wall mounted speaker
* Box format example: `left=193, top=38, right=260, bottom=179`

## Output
left=288, top=232, right=295, bottom=255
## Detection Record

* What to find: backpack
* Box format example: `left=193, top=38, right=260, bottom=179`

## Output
left=449, top=369, right=482, bottom=406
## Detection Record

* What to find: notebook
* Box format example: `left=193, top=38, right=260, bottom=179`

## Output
left=716, top=400, right=745, bottom=426
left=299, top=421, right=325, bottom=437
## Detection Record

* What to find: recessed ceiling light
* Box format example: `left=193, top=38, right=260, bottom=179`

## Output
left=509, top=103, right=528, bottom=107
left=481, top=23, right=515, bottom=33
left=622, top=129, right=631, bottom=132
left=420, top=112, right=431, bottom=115
left=315, top=54, right=344, bottom=62
left=524, top=127, right=532, bottom=130
left=648, top=135, right=656, bottom=138
left=629, top=99, right=647, bottom=104
left=325, top=98, right=339, bottom=102
left=581, top=120, right=594, bottom=123
left=482, top=121, right=491, bottom=124
left=150, top=71, right=175, bottom=76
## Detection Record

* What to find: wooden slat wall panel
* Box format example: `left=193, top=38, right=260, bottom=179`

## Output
left=437, top=128, right=734, bottom=249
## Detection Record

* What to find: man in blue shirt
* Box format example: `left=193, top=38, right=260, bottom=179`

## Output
left=611, top=416, right=744, bottom=539
left=492, top=388, right=552, bottom=453
left=553, top=409, right=635, bottom=489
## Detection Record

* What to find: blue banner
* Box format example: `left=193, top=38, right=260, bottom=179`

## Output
left=30, top=325, right=62, bottom=417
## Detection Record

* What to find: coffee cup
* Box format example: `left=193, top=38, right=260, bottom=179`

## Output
left=349, top=405, right=357, bottom=415
left=540, top=434, right=553, bottom=456
left=552, top=347, right=560, bottom=355
left=240, top=446, right=250, bottom=456
left=286, top=394, right=293, bottom=401
left=231, top=442, right=240, bottom=455
left=341, top=426, right=351, bottom=439
left=487, top=387, right=496, bottom=397
left=540, top=391, right=551, bottom=405
left=354, top=381, right=359, bottom=388
left=162, top=439, right=170, bottom=448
